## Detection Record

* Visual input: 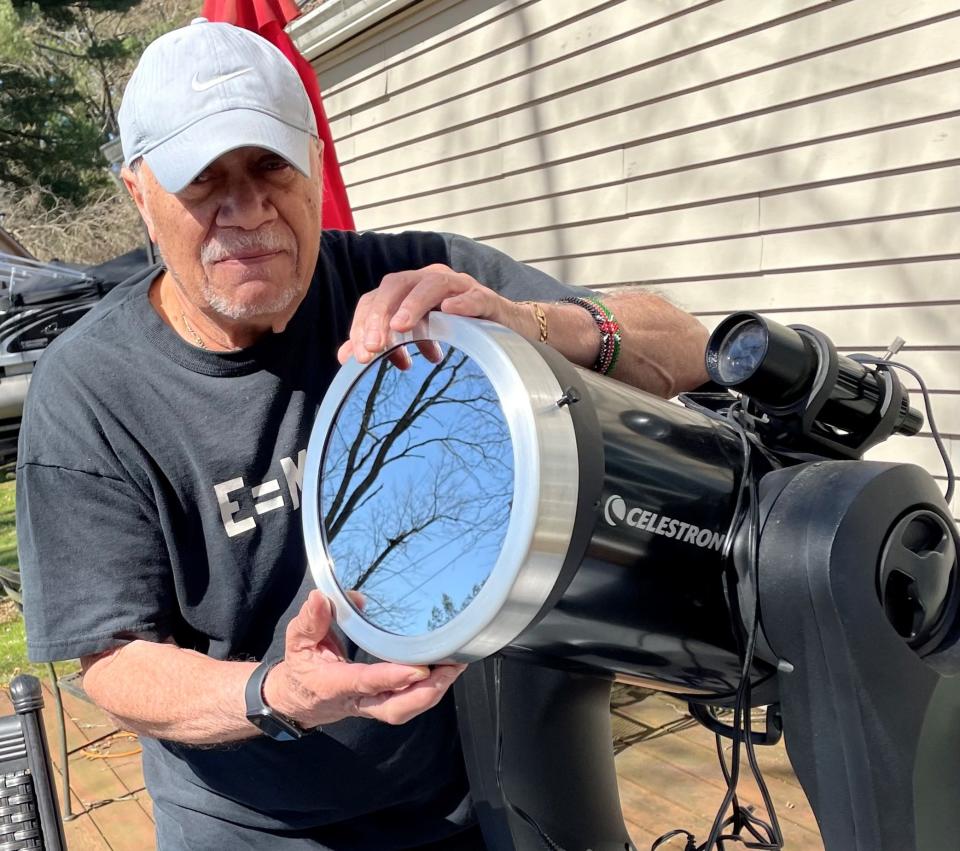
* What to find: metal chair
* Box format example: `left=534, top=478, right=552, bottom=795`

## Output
left=0, top=571, right=71, bottom=822
left=0, top=676, right=66, bottom=850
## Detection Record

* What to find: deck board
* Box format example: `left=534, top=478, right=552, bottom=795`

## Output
left=0, top=678, right=825, bottom=850
left=612, top=686, right=824, bottom=850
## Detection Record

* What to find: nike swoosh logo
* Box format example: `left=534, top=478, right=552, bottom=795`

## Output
left=191, top=68, right=252, bottom=92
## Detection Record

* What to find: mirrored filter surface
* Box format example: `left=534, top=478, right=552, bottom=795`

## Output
left=320, top=344, right=515, bottom=636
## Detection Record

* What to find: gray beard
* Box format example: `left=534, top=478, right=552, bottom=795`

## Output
left=199, top=274, right=301, bottom=321
left=161, top=244, right=303, bottom=322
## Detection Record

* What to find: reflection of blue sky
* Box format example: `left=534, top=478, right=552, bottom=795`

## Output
left=321, top=346, right=514, bottom=636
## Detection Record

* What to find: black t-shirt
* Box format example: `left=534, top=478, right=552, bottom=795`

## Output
left=17, top=229, right=583, bottom=849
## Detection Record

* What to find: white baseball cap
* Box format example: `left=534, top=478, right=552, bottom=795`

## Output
left=118, top=18, right=319, bottom=193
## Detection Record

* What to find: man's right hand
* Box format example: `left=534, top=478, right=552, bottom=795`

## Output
left=263, top=590, right=466, bottom=728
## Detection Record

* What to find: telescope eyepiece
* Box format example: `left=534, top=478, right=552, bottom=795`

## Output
left=706, top=312, right=816, bottom=404
left=714, top=319, right=767, bottom=385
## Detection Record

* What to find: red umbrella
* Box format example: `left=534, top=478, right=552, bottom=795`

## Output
left=202, top=0, right=356, bottom=230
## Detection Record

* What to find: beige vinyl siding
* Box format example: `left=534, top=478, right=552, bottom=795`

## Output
left=299, top=0, right=960, bottom=519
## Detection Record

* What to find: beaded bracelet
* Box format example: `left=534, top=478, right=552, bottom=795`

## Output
left=559, top=296, right=622, bottom=376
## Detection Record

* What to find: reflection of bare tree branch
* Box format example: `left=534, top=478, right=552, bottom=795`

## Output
left=353, top=512, right=452, bottom=591
left=351, top=483, right=383, bottom=518
left=321, top=348, right=515, bottom=633
left=384, top=435, right=502, bottom=465
left=325, top=350, right=466, bottom=542
left=324, top=359, right=390, bottom=532
left=353, top=458, right=508, bottom=632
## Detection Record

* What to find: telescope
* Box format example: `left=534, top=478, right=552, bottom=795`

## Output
left=302, top=309, right=958, bottom=851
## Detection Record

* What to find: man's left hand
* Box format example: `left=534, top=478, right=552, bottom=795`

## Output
left=337, top=264, right=524, bottom=368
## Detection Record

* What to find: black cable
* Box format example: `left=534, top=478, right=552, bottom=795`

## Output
left=704, top=423, right=781, bottom=851
left=731, top=468, right=783, bottom=850
left=701, top=406, right=754, bottom=849
left=662, top=397, right=753, bottom=850
left=492, top=655, right=568, bottom=851
left=653, top=400, right=783, bottom=851
left=849, top=356, right=955, bottom=504
left=651, top=829, right=696, bottom=850
left=728, top=471, right=780, bottom=848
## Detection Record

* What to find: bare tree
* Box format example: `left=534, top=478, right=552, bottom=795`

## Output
left=0, top=0, right=196, bottom=261
left=0, top=182, right=143, bottom=263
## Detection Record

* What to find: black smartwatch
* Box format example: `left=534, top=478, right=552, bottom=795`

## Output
left=244, top=660, right=312, bottom=741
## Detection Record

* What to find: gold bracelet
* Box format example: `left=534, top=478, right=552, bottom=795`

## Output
left=518, top=301, right=548, bottom=343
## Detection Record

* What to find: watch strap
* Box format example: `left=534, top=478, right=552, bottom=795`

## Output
left=244, top=660, right=311, bottom=741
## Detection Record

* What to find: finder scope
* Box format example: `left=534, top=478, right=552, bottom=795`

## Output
left=705, top=311, right=923, bottom=457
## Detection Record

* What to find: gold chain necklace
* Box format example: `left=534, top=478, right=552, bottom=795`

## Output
left=181, top=312, right=206, bottom=349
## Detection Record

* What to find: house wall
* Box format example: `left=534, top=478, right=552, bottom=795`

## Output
left=294, top=0, right=960, bottom=519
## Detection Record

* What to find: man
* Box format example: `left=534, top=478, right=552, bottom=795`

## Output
left=17, top=19, right=709, bottom=851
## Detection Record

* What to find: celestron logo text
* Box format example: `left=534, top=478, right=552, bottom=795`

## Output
left=603, top=495, right=726, bottom=552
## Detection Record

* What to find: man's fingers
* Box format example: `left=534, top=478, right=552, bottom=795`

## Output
left=341, top=336, right=440, bottom=369
left=285, top=590, right=335, bottom=655
left=386, top=344, right=413, bottom=371
left=269, top=657, right=466, bottom=728
left=343, top=265, right=489, bottom=367
left=353, top=661, right=432, bottom=696
left=359, top=664, right=467, bottom=725
left=414, top=339, right=444, bottom=364
left=348, top=291, right=379, bottom=365
left=345, top=590, right=366, bottom=611
left=438, top=288, right=496, bottom=320
left=389, top=272, right=470, bottom=333
left=357, top=271, right=424, bottom=361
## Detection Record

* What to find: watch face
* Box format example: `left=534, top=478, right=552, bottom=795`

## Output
left=249, top=708, right=300, bottom=742
left=245, top=661, right=306, bottom=741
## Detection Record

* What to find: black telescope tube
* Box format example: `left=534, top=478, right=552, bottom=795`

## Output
left=707, top=312, right=923, bottom=437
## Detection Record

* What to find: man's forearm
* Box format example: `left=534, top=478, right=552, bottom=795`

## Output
left=603, top=291, right=710, bottom=396
left=514, top=291, right=709, bottom=397
left=80, top=591, right=466, bottom=745
left=82, top=640, right=258, bottom=746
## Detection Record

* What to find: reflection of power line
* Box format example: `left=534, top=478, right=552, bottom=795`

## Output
left=335, top=483, right=508, bottom=594
left=388, top=539, right=500, bottom=610
left=371, top=540, right=458, bottom=599
left=344, top=485, right=509, bottom=586
left=333, top=464, right=509, bottom=584
left=356, top=539, right=487, bottom=634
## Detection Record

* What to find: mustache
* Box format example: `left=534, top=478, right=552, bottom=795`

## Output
left=200, top=229, right=295, bottom=264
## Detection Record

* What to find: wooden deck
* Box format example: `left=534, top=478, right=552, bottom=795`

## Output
left=0, top=675, right=154, bottom=851
left=0, top=679, right=824, bottom=850
left=612, top=685, right=823, bottom=850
